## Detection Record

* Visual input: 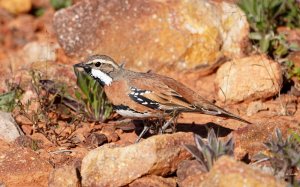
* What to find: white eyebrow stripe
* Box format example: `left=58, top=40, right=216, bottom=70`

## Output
left=90, top=59, right=118, bottom=68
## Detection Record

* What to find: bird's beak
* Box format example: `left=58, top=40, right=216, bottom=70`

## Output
left=74, top=62, right=91, bottom=73
left=74, top=62, right=85, bottom=68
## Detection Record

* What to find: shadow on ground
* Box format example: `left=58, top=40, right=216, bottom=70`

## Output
left=133, top=120, right=233, bottom=139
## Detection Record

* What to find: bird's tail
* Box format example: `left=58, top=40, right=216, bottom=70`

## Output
left=196, top=101, right=251, bottom=124
left=216, top=108, right=251, bottom=124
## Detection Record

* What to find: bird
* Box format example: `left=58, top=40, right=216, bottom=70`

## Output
left=74, top=54, right=251, bottom=142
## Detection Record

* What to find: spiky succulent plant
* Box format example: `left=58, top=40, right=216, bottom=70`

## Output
left=254, top=128, right=300, bottom=184
left=184, top=129, right=234, bottom=172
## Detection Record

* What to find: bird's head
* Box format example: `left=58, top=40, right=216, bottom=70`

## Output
left=74, top=55, right=121, bottom=86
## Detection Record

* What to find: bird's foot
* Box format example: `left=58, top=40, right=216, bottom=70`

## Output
left=135, top=125, right=150, bottom=143
left=160, top=111, right=179, bottom=133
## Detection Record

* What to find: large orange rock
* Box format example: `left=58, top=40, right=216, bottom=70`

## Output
left=0, top=139, right=52, bottom=186
left=0, top=40, right=76, bottom=92
left=233, top=119, right=300, bottom=160
left=129, top=175, right=176, bottom=187
left=81, top=132, right=193, bottom=187
left=199, top=156, right=286, bottom=187
left=53, top=0, right=249, bottom=73
left=48, top=165, right=81, bottom=187
left=215, top=55, right=282, bottom=103
left=0, top=0, right=31, bottom=14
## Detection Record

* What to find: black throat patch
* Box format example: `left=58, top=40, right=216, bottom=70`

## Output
left=90, top=73, right=106, bottom=86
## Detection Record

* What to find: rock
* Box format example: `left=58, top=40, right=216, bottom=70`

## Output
left=53, top=0, right=249, bottom=73
left=0, top=0, right=31, bottom=14
left=21, top=41, right=59, bottom=64
left=31, top=0, right=51, bottom=8
left=81, top=132, right=193, bottom=187
left=5, top=15, right=36, bottom=47
left=100, top=125, right=120, bottom=143
left=0, top=6, right=13, bottom=24
left=233, top=120, right=300, bottom=160
left=215, top=55, right=282, bottom=103
left=277, top=27, right=300, bottom=47
left=177, top=160, right=204, bottom=182
left=0, top=111, right=23, bottom=142
left=0, top=40, right=75, bottom=93
left=288, top=51, right=300, bottom=96
left=129, top=175, right=176, bottom=187
left=5, top=41, right=59, bottom=74
left=180, top=172, right=207, bottom=187
left=289, top=51, right=300, bottom=67
left=21, top=89, right=42, bottom=113
left=14, top=135, right=41, bottom=150
left=177, top=160, right=206, bottom=187
left=0, top=139, right=52, bottom=186
left=48, top=165, right=80, bottom=187
left=199, top=156, right=286, bottom=187
left=246, top=101, right=268, bottom=116
left=85, top=132, right=108, bottom=148
left=273, top=95, right=297, bottom=116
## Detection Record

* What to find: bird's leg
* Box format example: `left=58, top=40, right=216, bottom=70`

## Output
left=149, top=119, right=161, bottom=135
left=155, top=117, right=164, bottom=134
left=135, top=121, right=150, bottom=143
left=161, top=111, right=180, bottom=133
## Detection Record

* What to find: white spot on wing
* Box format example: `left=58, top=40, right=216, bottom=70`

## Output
left=116, top=110, right=154, bottom=118
left=91, top=69, right=112, bottom=86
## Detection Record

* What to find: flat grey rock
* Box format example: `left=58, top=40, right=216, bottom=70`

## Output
left=0, top=111, right=23, bottom=142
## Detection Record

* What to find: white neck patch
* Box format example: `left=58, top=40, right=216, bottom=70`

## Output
left=91, top=69, right=113, bottom=86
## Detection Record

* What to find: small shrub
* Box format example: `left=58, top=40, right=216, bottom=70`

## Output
left=32, top=8, right=45, bottom=17
left=285, top=60, right=300, bottom=80
left=253, top=128, right=300, bottom=184
left=184, top=129, right=234, bottom=172
left=238, top=0, right=300, bottom=59
left=50, top=0, right=72, bottom=10
left=15, top=71, right=82, bottom=146
left=74, top=68, right=113, bottom=122
left=0, top=85, right=23, bottom=112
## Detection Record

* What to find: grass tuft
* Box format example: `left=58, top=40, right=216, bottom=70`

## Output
left=74, top=68, right=113, bottom=122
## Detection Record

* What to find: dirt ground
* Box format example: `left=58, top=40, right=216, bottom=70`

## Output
left=0, top=1, right=300, bottom=186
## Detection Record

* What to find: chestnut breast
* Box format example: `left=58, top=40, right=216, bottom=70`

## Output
left=104, top=79, right=163, bottom=118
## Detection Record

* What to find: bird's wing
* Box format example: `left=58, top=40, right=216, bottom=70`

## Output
left=127, top=73, right=251, bottom=124
left=128, top=76, right=195, bottom=111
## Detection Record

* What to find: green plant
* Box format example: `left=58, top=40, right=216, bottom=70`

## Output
left=32, top=8, right=45, bottom=17
left=30, top=139, right=40, bottom=151
left=0, top=86, right=23, bottom=112
left=74, top=68, right=113, bottom=122
left=238, top=0, right=300, bottom=58
left=184, top=129, right=234, bottom=172
left=254, top=128, right=300, bottom=184
left=290, top=130, right=300, bottom=143
left=285, top=60, right=300, bottom=80
left=50, top=0, right=72, bottom=10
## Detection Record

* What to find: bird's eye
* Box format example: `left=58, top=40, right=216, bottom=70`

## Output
left=95, top=62, right=101, bottom=67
